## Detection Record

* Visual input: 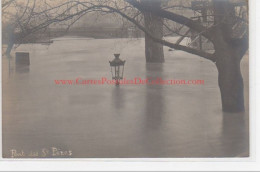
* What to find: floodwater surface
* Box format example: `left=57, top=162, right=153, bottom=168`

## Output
left=2, top=37, right=249, bottom=158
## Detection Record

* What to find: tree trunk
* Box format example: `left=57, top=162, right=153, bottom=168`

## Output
left=212, top=0, right=245, bottom=112
left=142, top=0, right=164, bottom=63
left=6, top=42, right=14, bottom=55
left=215, top=46, right=245, bottom=112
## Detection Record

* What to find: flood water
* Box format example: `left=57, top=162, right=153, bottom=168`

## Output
left=2, top=37, right=249, bottom=158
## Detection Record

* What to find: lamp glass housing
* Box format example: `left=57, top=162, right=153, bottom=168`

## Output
left=109, top=54, right=126, bottom=81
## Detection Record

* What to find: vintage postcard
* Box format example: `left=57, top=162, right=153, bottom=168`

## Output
left=2, top=0, right=249, bottom=159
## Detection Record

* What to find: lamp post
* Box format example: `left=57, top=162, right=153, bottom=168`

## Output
left=109, top=54, right=126, bottom=85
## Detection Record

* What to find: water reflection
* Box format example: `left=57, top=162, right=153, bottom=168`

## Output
left=140, top=64, right=166, bottom=156
left=15, top=66, right=30, bottom=73
left=221, top=112, right=249, bottom=157
left=111, top=86, right=125, bottom=112
left=144, top=63, right=165, bottom=129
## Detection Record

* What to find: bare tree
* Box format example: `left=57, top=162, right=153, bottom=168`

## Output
left=2, top=0, right=248, bottom=112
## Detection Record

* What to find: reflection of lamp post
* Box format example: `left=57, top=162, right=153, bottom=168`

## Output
left=109, top=54, right=126, bottom=85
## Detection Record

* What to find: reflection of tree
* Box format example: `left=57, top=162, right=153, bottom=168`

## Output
left=221, top=112, right=249, bottom=157
left=140, top=64, right=166, bottom=156
left=145, top=64, right=165, bottom=129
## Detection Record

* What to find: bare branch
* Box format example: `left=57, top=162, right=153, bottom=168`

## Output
left=125, top=0, right=212, bottom=40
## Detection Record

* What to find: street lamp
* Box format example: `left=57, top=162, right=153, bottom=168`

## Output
left=109, top=54, right=126, bottom=85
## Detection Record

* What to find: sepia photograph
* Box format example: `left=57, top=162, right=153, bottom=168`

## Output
left=2, top=0, right=249, bottom=158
